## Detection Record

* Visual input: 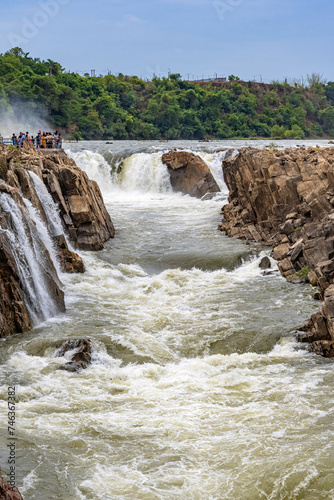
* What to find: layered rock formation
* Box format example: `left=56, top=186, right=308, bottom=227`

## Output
left=0, top=143, right=114, bottom=338
left=219, top=146, right=334, bottom=357
left=162, top=151, right=220, bottom=198
left=5, top=142, right=115, bottom=250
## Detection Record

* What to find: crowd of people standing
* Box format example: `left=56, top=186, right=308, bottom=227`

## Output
left=11, top=131, right=62, bottom=149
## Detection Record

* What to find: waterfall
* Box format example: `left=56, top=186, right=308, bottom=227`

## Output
left=0, top=192, right=63, bottom=324
left=28, top=172, right=64, bottom=237
left=68, top=148, right=229, bottom=198
left=24, top=197, right=61, bottom=275
left=28, top=171, right=74, bottom=251
left=118, top=152, right=172, bottom=193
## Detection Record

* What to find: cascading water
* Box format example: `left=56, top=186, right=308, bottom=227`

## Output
left=0, top=193, right=63, bottom=324
left=23, top=197, right=61, bottom=275
left=1, top=140, right=333, bottom=500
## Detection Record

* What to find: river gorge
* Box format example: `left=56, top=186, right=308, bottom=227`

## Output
left=0, top=140, right=334, bottom=499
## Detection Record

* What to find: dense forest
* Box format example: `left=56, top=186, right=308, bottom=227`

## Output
left=1, top=48, right=334, bottom=141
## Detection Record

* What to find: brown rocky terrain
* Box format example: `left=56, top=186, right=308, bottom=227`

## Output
left=0, top=474, right=23, bottom=500
left=219, top=146, right=334, bottom=357
left=3, top=142, right=115, bottom=250
left=162, top=151, right=220, bottom=198
left=0, top=143, right=114, bottom=338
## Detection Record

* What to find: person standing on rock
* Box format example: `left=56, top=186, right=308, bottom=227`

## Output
left=36, top=131, right=41, bottom=149
left=41, top=132, right=46, bottom=149
left=19, top=132, right=25, bottom=148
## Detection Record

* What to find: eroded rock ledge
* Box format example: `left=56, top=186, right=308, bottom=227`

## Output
left=2, top=142, right=114, bottom=250
left=219, top=146, right=334, bottom=357
left=0, top=142, right=114, bottom=338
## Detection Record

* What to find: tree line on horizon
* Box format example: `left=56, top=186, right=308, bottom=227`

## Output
left=1, top=48, right=334, bottom=141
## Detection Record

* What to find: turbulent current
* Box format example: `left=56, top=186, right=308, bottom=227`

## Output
left=1, top=140, right=334, bottom=500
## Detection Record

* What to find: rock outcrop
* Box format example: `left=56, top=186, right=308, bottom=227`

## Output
left=219, top=146, right=334, bottom=357
left=0, top=229, right=32, bottom=337
left=0, top=179, right=65, bottom=337
left=0, top=143, right=114, bottom=338
left=162, top=151, right=220, bottom=198
left=0, top=474, right=23, bottom=500
left=56, top=338, right=93, bottom=372
left=5, top=142, right=115, bottom=250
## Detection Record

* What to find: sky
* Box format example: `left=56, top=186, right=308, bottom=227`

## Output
left=0, top=0, right=333, bottom=82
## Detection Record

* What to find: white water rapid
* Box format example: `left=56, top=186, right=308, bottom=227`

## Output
left=0, top=140, right=333, bottom=500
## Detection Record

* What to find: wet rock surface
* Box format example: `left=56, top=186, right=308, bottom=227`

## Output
left=162, top=151, right=220, bottom=198
left=0, top=474, right=23, bottom=500
left=0, top=143, right=114, bottom=338
left=8, top=142, right=115, bottom=251
left=0, top=180, right=65, bottom=338
left=219, top=146, right=334, bottom=358
left=56, top=338, right=93, bottom=372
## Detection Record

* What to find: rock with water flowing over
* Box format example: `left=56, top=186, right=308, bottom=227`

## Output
left=56, top=338, right=93, bottom=372
left=161, top=151, right=220, bottom=198
left=5, top=142, right=115, bottom=250
left=0, top=473, right=24, bottom=499
left=0, top=143, right=114, bottom=337
left=0, top=180, right=65, bottom=338
left=219, top=146, right=334, bottom=357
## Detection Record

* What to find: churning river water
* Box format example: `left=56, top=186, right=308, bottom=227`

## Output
left=1, top=140, right=334, bottom=500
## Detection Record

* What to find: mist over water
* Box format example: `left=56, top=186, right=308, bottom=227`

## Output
left=1, top=140, right=334, bottom=499
left=0, top=100, right=51, bottom=137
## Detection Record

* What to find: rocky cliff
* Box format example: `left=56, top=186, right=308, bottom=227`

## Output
left=0, top=143, right=114, bottom=338
left=219, top=146, right=334, bottom=357
left=162, top=151, right=220, bottom=198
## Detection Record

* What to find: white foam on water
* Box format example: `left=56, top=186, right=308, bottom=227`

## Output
left=1, top=142, right=331, bottom=499
left=2, top=340, right=333, bottom=500
left=66, top=149, right=115, bottom=195
left=118, top=152, right=172, bottom=194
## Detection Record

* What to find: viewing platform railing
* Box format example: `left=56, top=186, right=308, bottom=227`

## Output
left=0, top=136, right=63, bottom=150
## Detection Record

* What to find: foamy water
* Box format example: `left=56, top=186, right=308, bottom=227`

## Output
left=0, top=140, right=333, bottom=500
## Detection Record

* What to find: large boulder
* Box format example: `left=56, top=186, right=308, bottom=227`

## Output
left=161, top=151, right=220, bottom=198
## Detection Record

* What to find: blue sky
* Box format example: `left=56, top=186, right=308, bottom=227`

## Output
left=0, top=0, right=332, bottom=82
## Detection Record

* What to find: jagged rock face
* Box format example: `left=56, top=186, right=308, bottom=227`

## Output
left=0, top=474, right=23, bottom=500
left=219, top=146, right=334, bottom=357
left=161, top=151, right=220, bottom=198
left=3, top=144, right=115, bottom=251
left=0, top=180, right=65, bottom=338
left=0, top=143, right=114, bottom=338
left=0, top=231, right=32, bottom=337
left=56, top=338, right=93, bottom=372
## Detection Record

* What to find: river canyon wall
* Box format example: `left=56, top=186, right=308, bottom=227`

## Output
left=219, top=146, right=334, bottom=357
left=0, top=142, right=114, bottom=339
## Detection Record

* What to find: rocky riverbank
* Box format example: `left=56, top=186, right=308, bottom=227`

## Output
left=0, top=142, right=114, bottom=338
left=219, top=146, right=334, bottom=357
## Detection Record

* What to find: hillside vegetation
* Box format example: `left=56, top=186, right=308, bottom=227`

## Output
left=1, top=48, right=334, bottom=141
